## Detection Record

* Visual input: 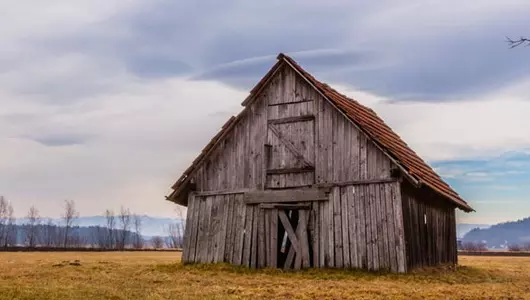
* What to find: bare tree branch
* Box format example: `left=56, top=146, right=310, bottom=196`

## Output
left=151, top=236, right=164, bottom=249
left=133, top=214, right=143, bottom=249
left=4, top=202, right=16, bottom=247
left=117, top=206, right=131, bottom=250
left=506, top=36, right=530, bottom=48
left=0, top=196, right=8, bottom=246
left=24, top=206, right=40, bottom=247
left=62, top=200, right=79, bottom=248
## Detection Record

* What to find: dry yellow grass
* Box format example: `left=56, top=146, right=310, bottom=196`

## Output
left=0, top=252, right=528, bottom=299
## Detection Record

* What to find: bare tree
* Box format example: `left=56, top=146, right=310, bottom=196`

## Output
left=42, top=219, right=57, bottom=247
left=105, top=209, right=116, bottom=249
left=165, top=223, right=183, bottom=249
left=62, top=200, right=79, bottom=248
left=0, top=196, right=8, bottom=246
left=151, top=236, right=164, bottom=249
left=506, top=36, right=530, bottom=48
left=461, top=241, right=488, bottom=252
left=133, top=214, right=143, bottom=249
left=4, top=203, right=16, bottom=247
left=117, top=206, right=131, bottom=249
left=94, top=226, right=107, bottom=249
left=24, top=206, right=41, bottom=247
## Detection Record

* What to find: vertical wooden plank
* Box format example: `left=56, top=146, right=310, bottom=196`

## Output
left=403, top=193, right=411, bottom=270
left=377, top=184, right=387, bottom=270
left=188, top=195, right=201, bottom=263
left=333, top=187, right=343, bottom=268
left=381, top=184, right=389, bottom=270
left=319, top=201, right=326, bottom=268
left=358, top=185, right=367, bottom=269
left=365, top=185, right=373, bottom=271
left=341, top=187, right=351, bottom=268
left=233, top=194, right=246, bottom=265
left=350, top=125, right=360, bottom=181
left=298, top=210, right=311, bottom=268
left=223, top=195, right=235, bottom=262
left=392, top=182, right=407, bottom=273
left=250, top=205, right=259, bottom=269
left=311, top=202, right=319, bottom=268
left=370, top=184, right=379, bottom=271
left=195, top=197, right=207, bottom=263
left=258, top=208, right=266, bottom=268
left=264, top=208, right=270, bottom=267
left=359, top=135, right=368, bottom=180
left=386, top=184, right=398, bottom=272
left=242, top=204, right=254, bottom=267
left=207, top=196, right=221, bottom=264
left=328, top=189, right=335, bottom=267
left=199, top=196, right=213, bottom=263
left=270, top=208, right=278, bottom=268
left=215, top=195, right=229, bottom=263
left=349, top=185, right=359, bottom=269
left=182, top=194, right=196, bottom=263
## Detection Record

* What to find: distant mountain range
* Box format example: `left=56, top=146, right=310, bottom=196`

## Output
left=17, top=215, right=184, bottom=237
left=456, top=223, right=491, bottom=238
left=462, top=217, right=530, bottom=249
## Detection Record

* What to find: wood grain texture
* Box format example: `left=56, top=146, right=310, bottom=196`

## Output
left=244, top=188, right=327, bottom=204
left=332, top=187, right=343, bottom=268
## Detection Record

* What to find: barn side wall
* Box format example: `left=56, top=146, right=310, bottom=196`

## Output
left=182, top=64, right=406, bottom=272
left=311, top=181, right=406, bottom=272
left=400, top=181, right=458, bottom=269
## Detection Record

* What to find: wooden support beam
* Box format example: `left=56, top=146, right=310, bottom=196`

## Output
left=268, top=115, right=315, bottom=125
left=314, top=178, right=398, bottom=188
left=259, top=203, right=312, bottom=210
left=193, top=189, right=251, bottom=197
left=244, top=188, right=328, bottom=204
left=266, top=167, right=314, bottom=175
left=267, top=99, right=314, bottom=107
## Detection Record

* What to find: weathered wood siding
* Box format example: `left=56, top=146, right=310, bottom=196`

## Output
left=312, top=182, right=406, bottom=272
left=190, top=64, right=393, bottom=193
left=182, top=193, right=258, bottom=266
left=401, top=182, right=458, bottom=269
left=181, top=64, right=408, bottom=272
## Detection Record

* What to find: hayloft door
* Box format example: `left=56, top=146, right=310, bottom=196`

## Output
left=265, top=115, right=315, bottom=189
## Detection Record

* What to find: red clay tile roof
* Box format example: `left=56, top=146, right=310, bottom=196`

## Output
left=277, top=53, right=473, bottom=212
left=167, top=53, right=473, bottom=212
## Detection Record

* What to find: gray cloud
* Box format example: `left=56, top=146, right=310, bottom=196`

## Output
left=16, top=0, right=529, bottom=102
left=102, top=1, right=530, bottom=101
left=25, top=133, right=90, bottom=147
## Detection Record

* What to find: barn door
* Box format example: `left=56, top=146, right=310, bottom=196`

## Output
left=265, top=115, right=315, bottom=189
left=258, top=203, right=312, bottom=269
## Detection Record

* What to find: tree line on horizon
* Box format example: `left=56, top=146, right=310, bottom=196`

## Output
left=0, top=196, right=185, bottom=250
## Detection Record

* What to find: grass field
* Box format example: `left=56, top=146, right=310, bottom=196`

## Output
left=0, top=252, right=528, bottom=299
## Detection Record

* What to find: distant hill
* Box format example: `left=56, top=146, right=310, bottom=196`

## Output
left=462, top=217, right=530, bottom=248
left=456, top=223, right=490, bottom=238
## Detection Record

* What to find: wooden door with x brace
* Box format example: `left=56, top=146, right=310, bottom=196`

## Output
left=258, top=203, right=312, bottom=269
left=265, top=115, right=315, bottom=189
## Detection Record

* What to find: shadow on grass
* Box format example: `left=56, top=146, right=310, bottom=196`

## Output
left=152, top=262, right=512, bottom=285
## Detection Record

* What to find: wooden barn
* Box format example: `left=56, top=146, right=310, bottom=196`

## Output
left=166, top=53, right=474, bottom=273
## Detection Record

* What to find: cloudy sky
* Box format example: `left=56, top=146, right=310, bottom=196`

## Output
left=1, top=1, right=530, bottom=225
